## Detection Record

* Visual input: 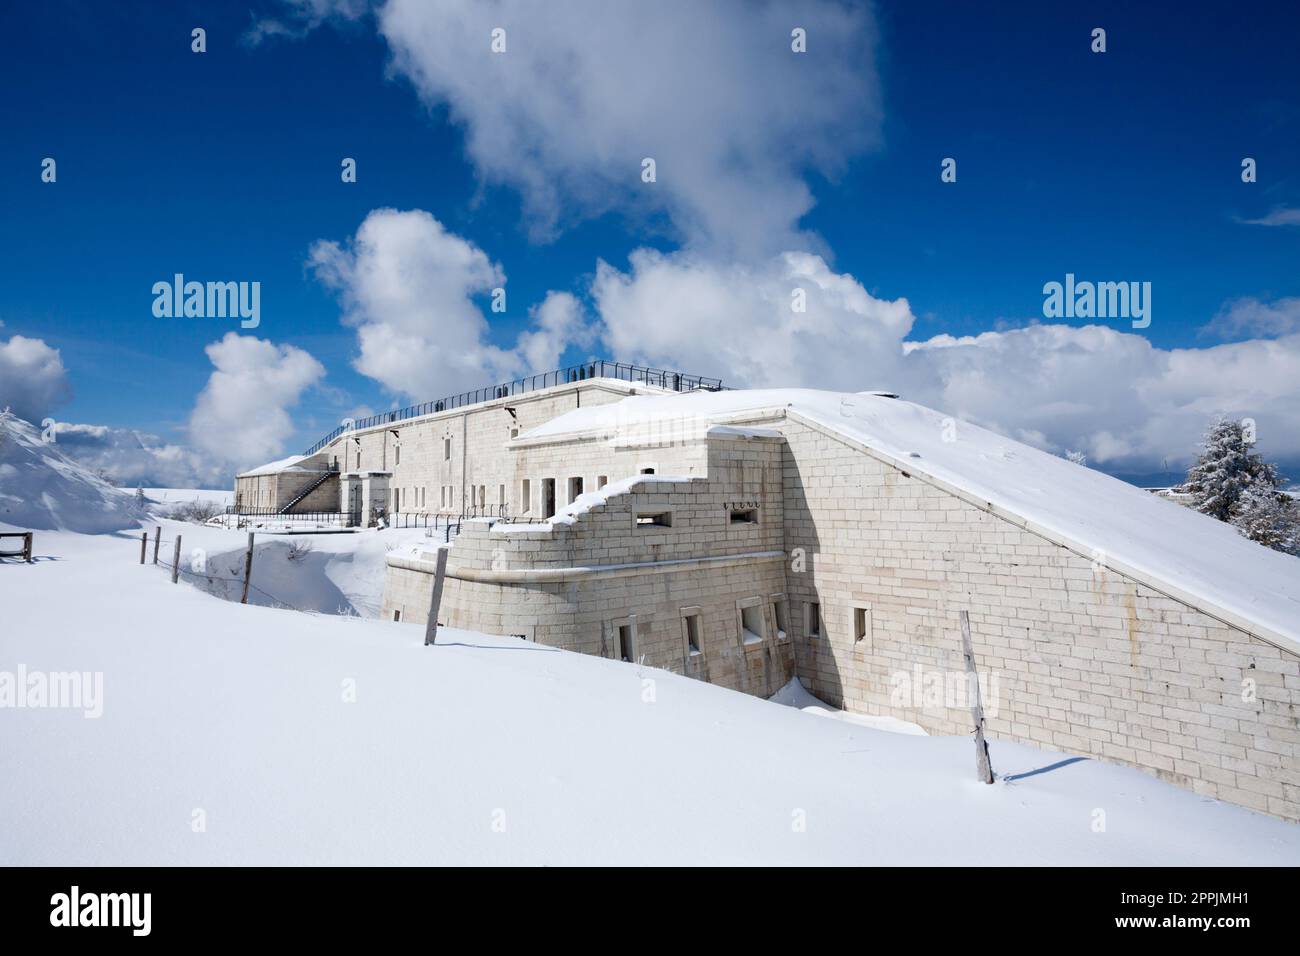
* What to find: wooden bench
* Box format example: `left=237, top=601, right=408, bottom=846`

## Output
left=0, top=532, right=33, bottom=563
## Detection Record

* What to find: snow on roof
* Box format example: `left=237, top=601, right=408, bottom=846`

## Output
left=497, top=473, right=694, bottom=534
left=237, top=454, right=311, bottom=478
left=521, top=388, right=1300, bottom=652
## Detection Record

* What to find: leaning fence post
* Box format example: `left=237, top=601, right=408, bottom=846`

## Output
left=23, top=532, right=33, bottom=563
left=424, top=547, right=450, bottom=646
left=171, top=535, right=182, bottom=584
left=153, top=526, right=161, bottom=564
left=960, top=610, right=995, bottom=784
left=240, top=532, right=255, bottom=604
left=139, top=531, right=147, bottom=564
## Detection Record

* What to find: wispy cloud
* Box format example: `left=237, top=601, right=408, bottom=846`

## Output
left=1236, top=206, right=1300, bottom=227
left=1202, top=296, right=1300, bottom=340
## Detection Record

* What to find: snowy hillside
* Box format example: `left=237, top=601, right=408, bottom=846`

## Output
left=0, top=411, right=140, bottom=533
left=2, top=527, right=1298, bottom=865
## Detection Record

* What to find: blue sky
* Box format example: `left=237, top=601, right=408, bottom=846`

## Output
left=1, top=1, right=1298, bottom=485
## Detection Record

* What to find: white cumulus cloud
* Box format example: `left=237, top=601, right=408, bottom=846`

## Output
left=373, top=0, right=880, bottom=255
left=309, top=209, right=593, bottom=400
left=52, top=423, right=230, bottom=489
left=189, top=332, right=326, bottom=469
left=0, top=334, right=72, bottom=423
left=587, top=253, right=1300, bottom=472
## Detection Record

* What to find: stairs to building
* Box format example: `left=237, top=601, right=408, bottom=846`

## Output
left=279, top=470, right=338, bottom=514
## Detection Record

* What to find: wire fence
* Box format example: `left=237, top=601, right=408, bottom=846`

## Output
left=136, top=526, right=314, bottom=614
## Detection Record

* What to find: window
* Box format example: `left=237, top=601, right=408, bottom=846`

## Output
left=771, top=597, right=789, bottom=641
left=806, top=602, right=821, bottom=639
left=597, top=475, right=608, bottom=489
left=617, top=624, right=635, bottom=662
left=729, top=507, right=759, bottom=525
left=392, top=609, right=402, bottom=623
left=738, top=599, right=765, bottom=646
left=479, top=485, right=486, bottom=509
left=635, top=512, right=672, bottom=528
left=510, top=428, right=519, bottom=439
left=568, top=476, right=584, bottom=504
left=640, top=467, right=656, bottom=475
left=682, top=609, right=702, bottom=656
left=542, top=478, right=556, bottom=518
left=395, top=444, right=400, bottom=465
left=521, top=479, right=531, bottom=514
left=443, top=437, right=452, bottom=460
left=853, top=605, right=872, bottom=648
left=499, top=484, right=506, bottom=507
left=440, top=486, right=446, bottom=508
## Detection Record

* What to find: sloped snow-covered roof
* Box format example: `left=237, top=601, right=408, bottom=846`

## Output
left=521, top=388, right=1300, bottom=653
left=237, top=455, right=311, bottom=478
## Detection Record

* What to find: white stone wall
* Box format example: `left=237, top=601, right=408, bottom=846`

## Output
left=322, top=381, right=635, bottom=517
left=778, top=415, right=1300, bottom=821
left=383, top=435, right=795, bottom=696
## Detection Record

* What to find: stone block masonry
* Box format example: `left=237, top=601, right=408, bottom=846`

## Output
left=779, top=415, right=1300, bottom=822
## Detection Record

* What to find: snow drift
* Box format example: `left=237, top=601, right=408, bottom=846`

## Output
left=0, top=411, right=141, bottom=533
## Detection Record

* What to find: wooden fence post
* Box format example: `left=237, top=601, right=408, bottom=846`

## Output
left=171, top=535, right=182, bottom=584
left=139, top=531, right=147, bottom=564
left=240, top=532, right=255, bottom=604
left=960, top=609, right=994, bottom=784
left=23, top=532, right=33, bottom=563
left=424, top=547, right=449, bottom=646
left=153, top=526, right=161, bottom=564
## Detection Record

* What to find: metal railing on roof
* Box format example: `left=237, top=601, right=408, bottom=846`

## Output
left=303, top=360, right=723, bottom=455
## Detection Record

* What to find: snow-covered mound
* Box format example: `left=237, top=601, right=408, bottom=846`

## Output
left=4, top=528, right=1299, bottom=865
left=0, top=411, right=141, bottom=533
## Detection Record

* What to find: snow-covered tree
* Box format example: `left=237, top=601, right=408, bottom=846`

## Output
left=1232, top=483, right=1300, bottom=555
left=1178, top=417, right=1281, bottom=522
left=1179, top=416, right=1299, bottom=555
left=1065, top=450, right=1088, bottom=467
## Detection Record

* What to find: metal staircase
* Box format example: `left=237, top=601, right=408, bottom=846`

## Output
left=279, top=469, right=338, bottom=514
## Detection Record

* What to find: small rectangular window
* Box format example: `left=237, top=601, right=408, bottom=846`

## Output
left=683, top=612, right=702, bottom=655
left=771, top=598, right=788, bottom=641
left=392, top=609, right=402, bottom=623
left=597, top=475, right=608, bottom=489
left=636, top=512, right=672, bottom=528
left=568, top=476, right=584, bottom=503
left=444, top=437, right=452, bottom=460
left=521, top=479, right=531, bottom=514
left=395, top=444, right=400, bottom=465
left=499, top=484, right=506, bottom=506
left=640, top=467, right=656, bottom=475
left=854, top=606, right=872, bottom=647
left=807, top=602, right=821, bottom=639
left=730, top=507, right=758, bottom=525
left=740, top=603, right=765, bottom=645
left=618, top=624, right=635, bottom=662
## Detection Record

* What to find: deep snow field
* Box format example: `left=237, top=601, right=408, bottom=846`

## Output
left=3, top=518, right=1299, bottom=866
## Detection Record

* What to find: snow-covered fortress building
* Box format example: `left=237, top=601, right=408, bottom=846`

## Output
left=236, top=362, right=1300, bottom=821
